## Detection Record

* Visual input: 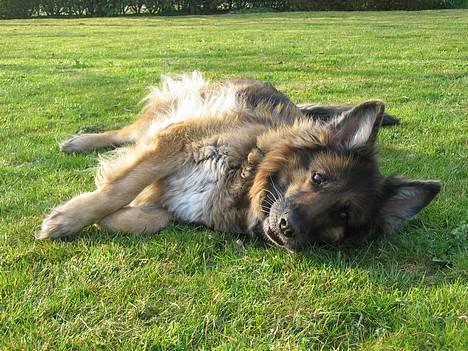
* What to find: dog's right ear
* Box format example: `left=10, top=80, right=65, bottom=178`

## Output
left=328, top=100, right=385, bottom=148
left=377, top=176, right=441, bottom=234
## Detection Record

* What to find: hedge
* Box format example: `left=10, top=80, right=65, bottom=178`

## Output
left=0, top=0, right=466, bottom=19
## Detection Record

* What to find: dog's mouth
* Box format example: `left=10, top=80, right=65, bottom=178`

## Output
left=260, top=189, right=286, bottom=248
left=260, top=189, right=301, bottom=252
left=259, top=185, right=308, bottom=252
left=262, top=216, right=304, bottom=253
left=262, top=217, right=284, bottom=247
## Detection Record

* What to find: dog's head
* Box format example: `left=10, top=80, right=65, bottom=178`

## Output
left=250, top=101, right=441, bottom=251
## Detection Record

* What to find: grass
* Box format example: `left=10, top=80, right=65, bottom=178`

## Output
left=0, top=10, right=467, bottom=350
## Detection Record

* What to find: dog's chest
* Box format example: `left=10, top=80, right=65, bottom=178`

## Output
left=163, top=144, right=242, bottom=226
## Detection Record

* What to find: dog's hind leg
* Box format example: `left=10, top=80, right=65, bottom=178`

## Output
left=59, top=93, right=177, bottom=153
left=60, top=130, right=127, bottom=153
left=96, top=206, right=172, bottom=234
left=60, top=110, right=155, bottom=153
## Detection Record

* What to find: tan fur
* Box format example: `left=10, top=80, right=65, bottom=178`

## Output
left=97, top=206, right=172, bottom=234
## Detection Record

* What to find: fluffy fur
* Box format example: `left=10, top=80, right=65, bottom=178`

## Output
left=37, top=72, right=440, bottom=252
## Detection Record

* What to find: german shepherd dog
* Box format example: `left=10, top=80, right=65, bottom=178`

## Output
left=35, top=72, right=441, bottom=252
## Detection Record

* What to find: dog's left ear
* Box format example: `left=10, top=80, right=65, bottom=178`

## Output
left=329, top=100, right=385, bottom=148
left=378, top=176, right=441, bottom=234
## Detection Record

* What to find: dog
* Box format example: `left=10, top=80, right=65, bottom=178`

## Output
left=35, top=72, right=441, bottom=252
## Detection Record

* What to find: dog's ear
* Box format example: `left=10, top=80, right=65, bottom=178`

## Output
left=329, top=100, right=385, bottom=148
left=378, top=176, right=441, bottom=234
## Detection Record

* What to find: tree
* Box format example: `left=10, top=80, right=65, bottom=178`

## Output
left=0, top=0, right=35, bottom=18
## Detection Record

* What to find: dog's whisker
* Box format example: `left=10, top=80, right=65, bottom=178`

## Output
left=263, top=188, right=279, bottom=203
left=268, top=177, right=283, bottom=202
left=263, top=198, right=275, bottom=206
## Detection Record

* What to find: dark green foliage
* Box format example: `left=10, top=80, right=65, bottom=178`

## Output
left=1, top=0, right=466, bottom=18
left=288, top=0, right=467, bottom=11
left=0, top=0, right=36, bottom=18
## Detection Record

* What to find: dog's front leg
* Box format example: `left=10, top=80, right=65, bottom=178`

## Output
left=36, top=133, right=186, bottom=239
left=36, top=158, right=159, bottom=239
left=97, top=206, right=172, bottom=234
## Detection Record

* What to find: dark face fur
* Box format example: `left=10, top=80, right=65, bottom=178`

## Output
left=251, top=101, right=441, bottom=252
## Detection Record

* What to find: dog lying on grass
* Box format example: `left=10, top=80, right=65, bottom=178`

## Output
left=35, top=72, right=441, bottom=251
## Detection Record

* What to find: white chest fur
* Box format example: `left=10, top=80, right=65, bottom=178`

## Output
left=164, top=149, right=230, bottom=224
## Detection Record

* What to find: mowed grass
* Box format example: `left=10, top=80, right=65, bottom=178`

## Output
left=0, top=10, right=467, bottom=350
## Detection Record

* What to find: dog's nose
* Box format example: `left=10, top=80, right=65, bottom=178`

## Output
left=278, top=216, right=294, bottom=237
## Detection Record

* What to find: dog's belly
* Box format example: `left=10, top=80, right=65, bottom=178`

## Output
left=163, top=156, right=229, bottom=224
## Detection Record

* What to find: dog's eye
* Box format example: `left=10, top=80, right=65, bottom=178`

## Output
left=339, top=209, right=349, bottom=222
left=312, top=172, right=323, bottom=185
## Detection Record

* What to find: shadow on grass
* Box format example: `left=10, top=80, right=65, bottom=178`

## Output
left=55, top=224, right=461, bottom=295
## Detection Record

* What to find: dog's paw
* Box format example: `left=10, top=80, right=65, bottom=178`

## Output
left=34, top=208, right=82, bottom=239
left=60, top=135, right=87, bottom=153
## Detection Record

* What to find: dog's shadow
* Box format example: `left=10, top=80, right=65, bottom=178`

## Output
left=60, top=222, right=455, bottom=293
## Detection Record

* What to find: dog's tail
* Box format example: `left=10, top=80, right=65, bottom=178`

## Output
left=381, top=113, right=400, bottom=126
left=299, top=104, right=400, bottom=126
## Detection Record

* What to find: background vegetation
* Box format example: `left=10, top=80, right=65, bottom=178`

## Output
left=1, top=10, right=467, bottom=350
left=0, top=0, right=467, bottom=18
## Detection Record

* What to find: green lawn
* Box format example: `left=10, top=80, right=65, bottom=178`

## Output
left=1, top=10, right=467, bottom=350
